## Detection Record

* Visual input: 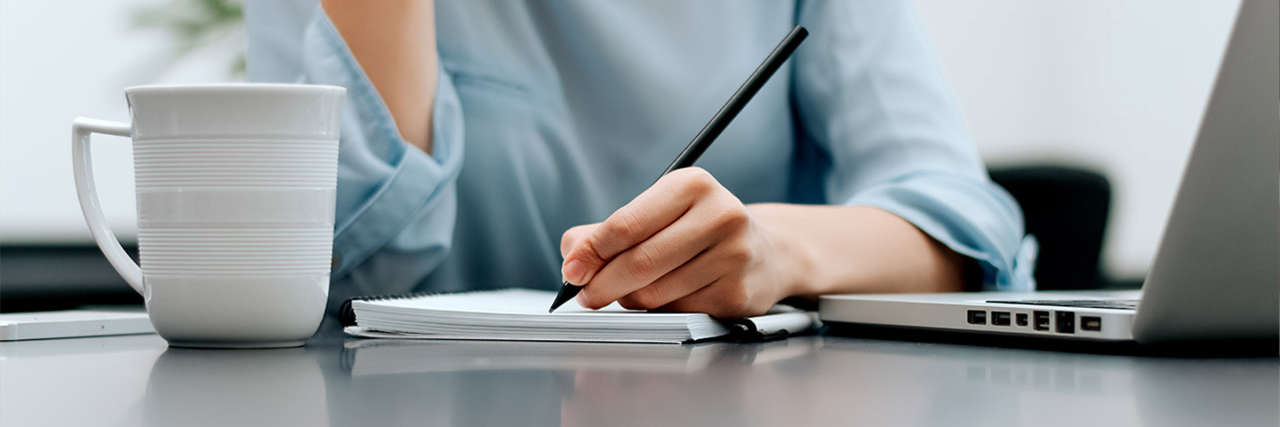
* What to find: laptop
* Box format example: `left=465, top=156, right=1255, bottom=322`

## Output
left=819, top=0, right=1279, bottom=344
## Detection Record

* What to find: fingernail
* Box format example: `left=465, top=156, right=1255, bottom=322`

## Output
left=575, top=288, right=591, bottom=308
left=562, top=259, right=586, bottom=285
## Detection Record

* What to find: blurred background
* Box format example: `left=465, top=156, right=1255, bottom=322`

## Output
left=0, top=1, right=1240, bottom=309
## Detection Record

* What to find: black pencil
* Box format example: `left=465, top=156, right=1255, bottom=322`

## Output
left=550, top=25, right=809, bottom=313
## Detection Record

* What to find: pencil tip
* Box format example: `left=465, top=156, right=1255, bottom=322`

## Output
left=548, top=281, right=582, bottom=313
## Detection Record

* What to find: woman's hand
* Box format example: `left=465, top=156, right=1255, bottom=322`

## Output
left=559, top=167, right=971, bottom=317
left=559, top=167, right=807, bottom=318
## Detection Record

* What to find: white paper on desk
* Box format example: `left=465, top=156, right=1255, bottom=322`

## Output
left=348, top=289, right=732, bottom=344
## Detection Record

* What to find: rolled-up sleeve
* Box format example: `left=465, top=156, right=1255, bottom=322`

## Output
left=793, top=0, right=1036, bottom=290
left=295, top=7, right=465, bottom=297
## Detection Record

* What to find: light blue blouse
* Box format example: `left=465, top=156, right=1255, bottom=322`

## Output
left=247, top=0, right=1036, bottom=319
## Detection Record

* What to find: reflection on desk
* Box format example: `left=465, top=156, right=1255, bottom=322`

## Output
left=331, top=338, right=823, bottom=426
left=0, top=334, right=1275, bottom=427
left=141, top=347, right=328, bottom=426
left=340, top=337, right=820, bottom=375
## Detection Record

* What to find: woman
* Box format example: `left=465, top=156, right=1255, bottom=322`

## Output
left=247, top=0, right=1035, bottom=322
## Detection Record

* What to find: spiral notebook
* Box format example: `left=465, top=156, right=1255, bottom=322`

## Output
left=340, top=289, right=820, bottom=344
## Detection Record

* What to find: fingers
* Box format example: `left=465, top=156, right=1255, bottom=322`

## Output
left=561, top=168, right=719, bottom=286
left=657, top=277, right=756, bottom=319
left=615, top=245, right=733, bottom=311
left=574, top=199, right=728, bottom=309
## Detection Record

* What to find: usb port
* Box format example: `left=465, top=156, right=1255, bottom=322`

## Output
left=991, top=311, right=1011, bottom=326
left=1015, top=313, right=1029, bottom=327
left=1055, top=311, right=1075, bottom=334
left=1033, top=311, right=1050, bottom=331
left=1081, top=316, right=1102, bottom=331
left=967, top=310, right=987, bottom=325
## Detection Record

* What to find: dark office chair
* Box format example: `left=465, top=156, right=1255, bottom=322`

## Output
left=989, top=165, right=1112, bottom=290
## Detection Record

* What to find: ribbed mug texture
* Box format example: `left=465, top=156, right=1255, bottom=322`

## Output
left=133, top=136, right=338, bottom=276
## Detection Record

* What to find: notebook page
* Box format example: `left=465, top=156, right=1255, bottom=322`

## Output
left=372, top=289, right=699, bottom=319
left=349, top=289, right=738, bottom=343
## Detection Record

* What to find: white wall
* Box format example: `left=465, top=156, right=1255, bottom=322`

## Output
left=913, top=1, right=1239, bottom=278
left=1, top=1, right=1241, bottom=279
left=0, top=0, right=243, bottom=243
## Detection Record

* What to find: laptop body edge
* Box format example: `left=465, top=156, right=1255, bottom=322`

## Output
left=819, top=0, right=1279, bottom=345
left=819, top=291, right=1139, bottom=342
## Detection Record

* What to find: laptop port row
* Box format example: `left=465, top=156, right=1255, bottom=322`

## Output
left=968, top=310, right=1101, bottom=333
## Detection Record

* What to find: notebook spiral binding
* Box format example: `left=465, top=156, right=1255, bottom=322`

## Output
left=339, top=291, right=444, bottom=327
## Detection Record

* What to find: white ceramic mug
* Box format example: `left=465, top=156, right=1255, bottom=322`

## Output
left=73, top=84, right=345, bottom=348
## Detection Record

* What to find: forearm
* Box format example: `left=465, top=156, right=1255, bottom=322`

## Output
left=749, top=203, right=968, bottom=297
left=323, top=0, right=438, bottom=153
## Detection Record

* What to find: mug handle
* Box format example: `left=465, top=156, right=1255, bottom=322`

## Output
left=72, top=117, right=143, bottom=294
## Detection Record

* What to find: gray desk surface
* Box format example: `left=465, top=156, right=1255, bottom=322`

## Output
left=2, top=330, right=1276, bottom=427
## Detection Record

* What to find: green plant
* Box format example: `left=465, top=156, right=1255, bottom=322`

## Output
left=133, top=0, right=245, bottom=77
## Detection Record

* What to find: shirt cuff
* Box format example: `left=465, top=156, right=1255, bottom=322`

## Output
left=303, top=7, right=465, bottom=276
left=846, top=171, right=1036, bottom=291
